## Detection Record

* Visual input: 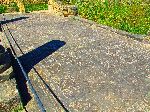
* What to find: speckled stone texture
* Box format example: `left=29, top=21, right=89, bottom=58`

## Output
left=1, top=13, right=150, bottom=112
left=0, top=79, right=21, bottom=112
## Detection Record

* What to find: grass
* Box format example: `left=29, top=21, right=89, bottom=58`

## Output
left=0, top=3, right=48, bottom=13
left=25, top=3, right=48, bottom=12
left=0, top=0, right=149, bottom=35
left=73, top=0, right=150, bottom=35
left=0, top=4, right=7, bottom=13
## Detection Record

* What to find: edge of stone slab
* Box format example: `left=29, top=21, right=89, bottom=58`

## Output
left=1, top=12, right=147, bottom=42
left=70, top=16, right=147, bottom=41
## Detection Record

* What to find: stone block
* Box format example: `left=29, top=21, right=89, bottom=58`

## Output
left=48, top=0, right=78, bottom=17
left=62, top=5, right=78, bottom=17
left=0, top=79, right=21, bottom=112
left=0, top=66, right=13, bottom=83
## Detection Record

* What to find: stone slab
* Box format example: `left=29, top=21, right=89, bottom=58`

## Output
left=0, top=79, right=21, bottom=112
left=1, top=13, right=150, bottom=112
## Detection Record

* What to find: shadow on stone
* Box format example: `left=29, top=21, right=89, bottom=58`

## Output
left=18, top=40, right=68, bottom=111
left=19, top=40, right=66, bottom=73
left=7, top=40, right=67, bottom=111
left=0, top=16, right=29, bottom=25
left=7, top=48, right=32, bottom=107
left=0, top=45, right=5, bottom=53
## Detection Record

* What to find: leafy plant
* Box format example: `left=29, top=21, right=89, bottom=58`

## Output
left=25, top=3, right=48, bottom=12
left=1, top=0, right=149, bottom=34
left=0, top=5, right=7, bottom=14
left=70, top=0, right=150, bottom=34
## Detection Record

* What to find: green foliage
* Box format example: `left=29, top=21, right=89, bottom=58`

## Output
left=1, top=0, right=149, bottom=34
left=11, top=104, right=24, bottom=112
left=1, top=3, right=48, bottom=13
left=70, top=0, right=150, bottom=34
left=25, top=3, right=48, bottom=12
left=9, top=2, right=19, bottom=12
left=0, top=5, right=7, bottom=14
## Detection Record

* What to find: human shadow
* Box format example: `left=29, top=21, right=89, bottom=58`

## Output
left=1, top=16, right=68, bottom=110
left=7, top=48, right=32, bottom=107
left=0, top=16, right=29, bottom=25
left=0, top=16, right=30, bottom=108
left=7, top=40, right=66, bottom=109
left=19, top=40, right=66, bottom=73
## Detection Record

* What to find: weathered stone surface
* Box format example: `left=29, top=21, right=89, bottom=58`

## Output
left=62, top=5, right=78, bottom=17
left=0, top=66, right=13, bottom=83
left=0, top=27, right=21, bottom=111
left=1, top=13, right=150, bottom=112
left=0, top=79, right=21, bottom=112
left=142, top=36, right=150, bottom=44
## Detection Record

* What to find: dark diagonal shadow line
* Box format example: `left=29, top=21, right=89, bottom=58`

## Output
left=0, top=17, right=29, bottom=25
left=33, top=67, right=69, bottom=112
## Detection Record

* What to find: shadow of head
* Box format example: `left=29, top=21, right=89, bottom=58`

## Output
left=19, top=40, right=66, bottom=73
